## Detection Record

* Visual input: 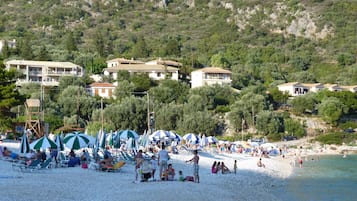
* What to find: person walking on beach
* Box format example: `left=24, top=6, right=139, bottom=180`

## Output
left=158, top=144, right=169, bottom=180
left=186, top=150, right=200, bottom=183
left=233, top=160, right=237, bottom=174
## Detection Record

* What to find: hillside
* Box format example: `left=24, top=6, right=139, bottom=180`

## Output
left=0, top=0, right=356, bottom=87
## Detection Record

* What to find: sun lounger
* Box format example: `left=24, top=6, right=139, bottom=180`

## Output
left=105, top=161, right=125, bottom=172
left=12, top=159, right=41, bottom=172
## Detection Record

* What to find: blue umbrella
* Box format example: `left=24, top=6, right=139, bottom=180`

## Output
left=150, top=130, right=170, bottom=140
left=117, top=129, right=139, bottom=140
left=183, top=133, right=199, bottom=144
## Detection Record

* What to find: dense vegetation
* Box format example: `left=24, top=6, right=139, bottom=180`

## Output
left=0, top=0, right=356, bottom=144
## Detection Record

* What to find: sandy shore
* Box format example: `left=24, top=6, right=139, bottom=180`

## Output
left=0, top=141, right=324, bottom=201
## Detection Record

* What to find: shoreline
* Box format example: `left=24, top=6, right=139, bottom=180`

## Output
left=0, top=141, right=355, bottom=201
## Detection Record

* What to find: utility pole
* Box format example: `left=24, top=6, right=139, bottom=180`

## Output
left=101, top=98, right=104, bottom=132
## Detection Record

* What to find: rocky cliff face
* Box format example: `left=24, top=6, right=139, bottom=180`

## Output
left=211, top=1, right=334, bottom=40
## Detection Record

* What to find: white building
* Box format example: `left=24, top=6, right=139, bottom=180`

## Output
left=277, top=82, right=357, bottom=96
left=88, top=82, right=116, bottom=99
left=277, top=82, right=309, bottom=96
left=0, top=39, right=16, bottom=52
left=104, top=58, right=180, bottom=81
left=190, top=67, right=232, bottom=88
left=5, top=60, right=84, bottom=86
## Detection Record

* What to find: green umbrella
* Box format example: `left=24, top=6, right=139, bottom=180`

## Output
left=63, top=132, right=91, bottom=150
left=30, top=135, right=57, bottom=150
left=19, top=131, right=30, bottom=154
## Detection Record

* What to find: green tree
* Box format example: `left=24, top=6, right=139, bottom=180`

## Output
left=164, top=38, right=181, bottom=57
left=154, top=102, right=183, bottom=131
left=130, top=36, right=150, bottom=58
left=210, top=52, right=231, bottom=68
left=130, top=73, right=152, bottom=92
left=1, top=40, right=10, bottom=58
left=65, top=32, right=78, bottom=53
left=114, top=80, right=135, bottom=101
left=57, top=86, right=97, bottom=124
left=104, top=96, right=147, bottom=133
left=318, top=97, right=347, bottom=125
left=0, top=63, right=26, bottom=128
left=178, top=111, right=218, bottom=135
left=284, top=118, right=306, bottom=138
left=149, top=79, right=189, bottom=104
left=36, top=45, right=51, bottom=61
left=256, top=111, right=284, bottom=135
left=289, top=94, right=317, bottom=115
left=58, top=76, right=86, bottom=92
left=18, top=38, right=34, bottom=59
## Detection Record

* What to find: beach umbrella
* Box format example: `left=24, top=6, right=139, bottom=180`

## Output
left=167, top=131, right=182, bottom=141
left=30, top=135, right=57, bottom=150
left=150, top=130, right=170, bottom=140
left=183, top=133, right=199, bottom=144
left=63, top=132, right=91, bottom=150
left=200, top=134, right=207, bottom=147
left=117, top=129, right=139, bottom=140
left=206, top=136, right=218, bottom=144
left=98, top=129, right=107, bottom=149
left=19, top=131, right=30, bottom=154
left=55, top=134, right=65, bottom=151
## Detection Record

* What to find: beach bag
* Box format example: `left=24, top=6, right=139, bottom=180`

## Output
left=82, top=163, right=88, bottom=169
left=185, top=176, right=194, bottom=182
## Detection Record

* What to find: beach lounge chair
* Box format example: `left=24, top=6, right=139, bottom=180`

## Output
left=13, top=159, right=41, bottom=172
left=106, top=161, right=126, bottom=172
left=12, top=159, right=40, bottom=171
left=58, top=152, right=69, bottom=167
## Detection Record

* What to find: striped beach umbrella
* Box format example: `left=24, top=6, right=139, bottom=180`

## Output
left=63, top=132, right=91, bottom=150
left=30, top=135, right=57, bottom=150
left=55, top=134, right=65, bottom=151
left=118, top=129, right=139, bottom=140
left=150, top=130, right=170, bottom=140
left=183, top=133, right=199, bottom=144
left=19, top=131, right=30, bottom=154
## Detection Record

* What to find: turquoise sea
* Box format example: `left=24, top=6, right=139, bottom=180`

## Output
left=274, top=154, right=357, bottom=201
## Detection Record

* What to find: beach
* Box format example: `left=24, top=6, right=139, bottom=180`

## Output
left=0, top=140, right=351, bottom=201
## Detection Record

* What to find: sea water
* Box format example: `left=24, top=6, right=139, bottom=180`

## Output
left=274, top=154, right=357, bottom=201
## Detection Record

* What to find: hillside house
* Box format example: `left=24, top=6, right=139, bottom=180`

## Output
left=190, top=67, right=232, bottom=88
left=5, top=60, right=84, bottom=86
left=88, top=82, right=116, bottom=99
left=104, top=58, right=180, bottom=81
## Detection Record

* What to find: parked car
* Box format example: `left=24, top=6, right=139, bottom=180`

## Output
left=283, top=136, right=297, bottom=141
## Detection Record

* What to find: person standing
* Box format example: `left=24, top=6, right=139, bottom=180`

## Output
left=150, top=155, right=157, bottom=180
left=186, top=150, right=200, bottom=183
left=233, top=160, right=237, bottom=174
left=158, top=144, right=169, bottom=180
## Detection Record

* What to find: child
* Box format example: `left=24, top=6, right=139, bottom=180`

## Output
left=150, top=155, right=157, bottom=180
left=178, top=170, right=185, bottom=182
left=233, top=160, right=237, bottom=174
